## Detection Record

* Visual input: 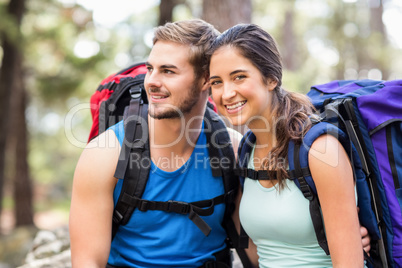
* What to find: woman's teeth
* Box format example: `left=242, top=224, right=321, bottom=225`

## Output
left=226, top=101, right=246, bottom=110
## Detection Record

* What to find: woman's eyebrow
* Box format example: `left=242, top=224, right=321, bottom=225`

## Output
left=210, top=69, right=248, bottom=80
left=209, top=75, right=220, bottom=80
left=230, top=69, right=248, bottom=76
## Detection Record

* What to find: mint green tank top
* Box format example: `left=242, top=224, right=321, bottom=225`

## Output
left=239, top=146, right=333, bottom=267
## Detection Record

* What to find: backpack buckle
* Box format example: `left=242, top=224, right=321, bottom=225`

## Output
left=166, top=200, right=190, bottom=214
left=138, top=200, right=150, bottom=212
left=129, top=86, right=142, bottom=99
left=112, top=210, right=123, bottom=224
left=234, top=168, right=247, bottom=178
left=297, top=176, right=314, bottom=201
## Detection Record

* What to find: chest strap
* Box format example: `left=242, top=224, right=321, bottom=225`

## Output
left=116, top=189, right=237, bottom=236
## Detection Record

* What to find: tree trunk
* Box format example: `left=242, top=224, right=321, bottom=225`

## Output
left=369, top=0, right=389, bottom=79
left=370, top=0, right=385, bottom=35
left=9, top=52, right=34, bottom=226
left=0, top=27, right=14, bottom=229
left=202, top=0, right=252, bottom=32
left=282, top=2, right=297, bottom=71
left=158, top=0, right=185, bottom=26
left=0, top=0, right=32, bottom=228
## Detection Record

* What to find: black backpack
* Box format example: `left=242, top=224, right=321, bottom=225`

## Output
left=89, top=63, right=252, bottom=267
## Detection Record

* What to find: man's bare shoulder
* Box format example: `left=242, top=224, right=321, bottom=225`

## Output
left=73, top=129, right=121, bottom=187
left=85, top=129, right=122, bottom=152
left=226, top=127, right=243, bottom=158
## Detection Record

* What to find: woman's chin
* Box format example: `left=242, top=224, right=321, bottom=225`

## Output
left=227, top=117, right=246, bottom=127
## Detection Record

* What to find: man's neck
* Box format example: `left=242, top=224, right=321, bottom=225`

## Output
left=149, top=115, right=202, bottom=149
left=149, top=98, right=207, bottom=157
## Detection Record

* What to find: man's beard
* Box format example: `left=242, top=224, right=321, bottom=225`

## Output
left=149, top=82, right=201, bottom=120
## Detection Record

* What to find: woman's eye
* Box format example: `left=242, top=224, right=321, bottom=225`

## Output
left=210, top=80, right=221, bottom=86
left=235, top=75, right=246, bottom=81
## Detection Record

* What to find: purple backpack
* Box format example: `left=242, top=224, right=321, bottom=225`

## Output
left=292, top=79, right=402, bottom=267
left=237, top=79, right=401, bottom=267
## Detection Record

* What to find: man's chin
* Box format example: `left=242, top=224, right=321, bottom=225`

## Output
left=149, top=111, right=182, bottom=120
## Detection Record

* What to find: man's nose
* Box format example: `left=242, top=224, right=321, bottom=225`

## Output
left=145, top=70, right=162, bottom=89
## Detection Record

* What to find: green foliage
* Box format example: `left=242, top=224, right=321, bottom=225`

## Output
left=10, top=0, right=160, bottom=216
left=253, top=0, right=400, bottom=84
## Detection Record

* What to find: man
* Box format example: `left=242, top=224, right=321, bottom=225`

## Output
left=69, top=19, right=244, bottom=267
left=69, top=19, right=370, bottom=268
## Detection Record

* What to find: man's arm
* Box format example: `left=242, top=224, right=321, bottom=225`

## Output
left=69, top=130, right=120, bottom=267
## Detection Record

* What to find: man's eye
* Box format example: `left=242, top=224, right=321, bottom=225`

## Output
left=146, top=66, right=153, bottom=72
left=164, top=69, right=174, bottom=74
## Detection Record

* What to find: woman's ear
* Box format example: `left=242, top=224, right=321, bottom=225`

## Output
left=200, top=73, right=211, bottom=92
left=267, top=78, right=278, bottom=91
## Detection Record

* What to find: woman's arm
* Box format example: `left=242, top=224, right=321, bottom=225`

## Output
left=69, top=130, right=120, bottom=267
left=309, top=134, right=364, bottom=267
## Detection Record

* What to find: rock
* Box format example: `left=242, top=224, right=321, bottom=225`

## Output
left=18, top=250, right=71, bottom=268
left=17, top=225, right=71, bottom=268
left=0, top=226, right=38, bottom=268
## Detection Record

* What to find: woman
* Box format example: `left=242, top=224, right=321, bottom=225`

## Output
left=208, top=24, right=365, bottom=267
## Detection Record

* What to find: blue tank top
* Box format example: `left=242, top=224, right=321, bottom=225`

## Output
left=107, top=121, right=227, bottom=267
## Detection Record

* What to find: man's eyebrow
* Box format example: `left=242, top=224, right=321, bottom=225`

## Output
left=160, top=64, right=178, bottom=69
left=145, top=62, right=179, bottom=70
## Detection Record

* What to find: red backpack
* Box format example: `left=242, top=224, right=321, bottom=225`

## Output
left=88, top=63, right=148, bottom=142
left=88, top=62, right=217, bottom=142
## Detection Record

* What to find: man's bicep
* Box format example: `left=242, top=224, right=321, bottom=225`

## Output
left=69, top=131, right=120, bottom=266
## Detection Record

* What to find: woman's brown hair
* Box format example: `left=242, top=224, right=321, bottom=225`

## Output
left=208, top=24, right=315, bottom=188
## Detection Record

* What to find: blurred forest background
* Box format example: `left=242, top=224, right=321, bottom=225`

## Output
left=0, top=0, right=401, bottom=247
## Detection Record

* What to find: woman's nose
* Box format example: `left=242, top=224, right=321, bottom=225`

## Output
left=222, top=84, right=236, bottom=101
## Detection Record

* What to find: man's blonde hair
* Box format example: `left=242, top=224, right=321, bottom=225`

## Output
left=153, top=19, right=220, bottom=80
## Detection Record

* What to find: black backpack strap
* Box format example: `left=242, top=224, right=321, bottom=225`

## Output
left=117, top=191, right=235, bottom=237
left=293, top=142, right=330, bottom=255
left=112, top=86, right=150, bottom=239
left=204, top=109, right=253, bottom=267
left=204, top=107, right=238, bottom=222
left=234, top=168, right=278, bottom=181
